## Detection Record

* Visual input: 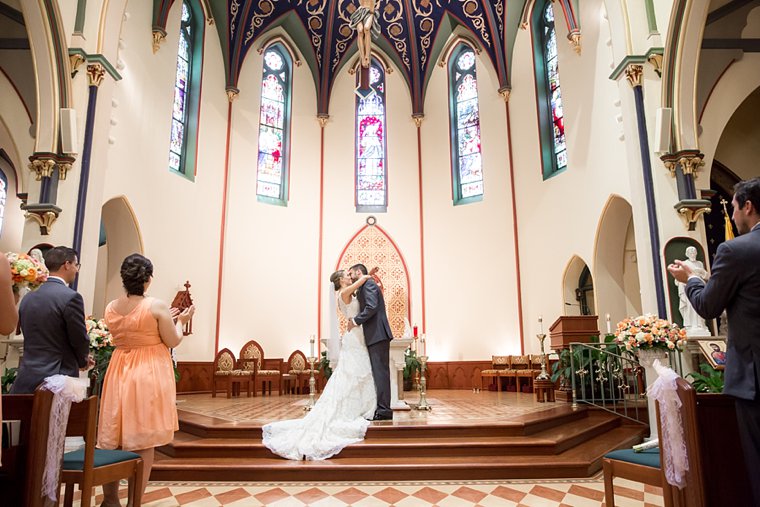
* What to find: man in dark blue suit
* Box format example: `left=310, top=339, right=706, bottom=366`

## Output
left=10, top=247, right=91, bottom=394
left=668, top=177, right=760, bottom=504
left=347, top=263, right=394, bottom=420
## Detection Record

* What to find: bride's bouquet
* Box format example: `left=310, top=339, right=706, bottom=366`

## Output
left=6, top=252, right=48, bottom=293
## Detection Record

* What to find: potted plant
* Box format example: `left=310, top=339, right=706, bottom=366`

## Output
left=319, top=350, right=333, bottom=380
left=687, top=363, right=724, bottom=393
left=1, top=367, right=17, bottom=394
left=403, top=347, right=420, bottom=391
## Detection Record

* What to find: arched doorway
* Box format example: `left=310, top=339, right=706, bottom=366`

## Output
left=93, top=196, right=143, bottom=317
left=593, top=195, right=642, bottom=325
left=562, top=255, right=594, bottom=316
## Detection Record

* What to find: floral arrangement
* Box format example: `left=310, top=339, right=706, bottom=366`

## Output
left=87, top=316, right=114, bottom=392
left=6, top=252, right=48, bottom=292
left=615, top=314, right=688, bottom=352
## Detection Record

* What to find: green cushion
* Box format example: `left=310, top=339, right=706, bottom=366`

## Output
left=62, top=449, right=140, bottom=470
left=604, top=448, right=660, bottom=469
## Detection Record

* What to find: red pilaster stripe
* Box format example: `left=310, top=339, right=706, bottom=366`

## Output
left=214, top=101, right=233, bottom=354
left=505, top=101, right=525, bottom=354
left=417, top=123, right=427, bottom=331
left=317, top=122, right=326, bottom=351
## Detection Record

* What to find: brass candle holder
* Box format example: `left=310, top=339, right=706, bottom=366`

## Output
left=417, top=355, right=431, bottom=411
left=304, top=356, right=317, bottom=411
left=536, top=333, right=551, bottom=381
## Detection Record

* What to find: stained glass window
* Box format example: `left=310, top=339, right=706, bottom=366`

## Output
left=355, top=61, right=387, bottom=211
left=169, top=1, right=194, bottom=174
left=256, top=45, right=291, bottom=203
left=449, top=45, right=483, bottom=203
left=538, top=1, right=567, bottom=176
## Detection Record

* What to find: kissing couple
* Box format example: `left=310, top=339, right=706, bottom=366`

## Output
left=262, top=263, right=394, bottom=460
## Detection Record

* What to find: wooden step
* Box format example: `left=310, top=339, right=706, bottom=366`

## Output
left=159, top=412, right=622, bottom=459
left=176, top=403, right=590, bottom=440
left=152, top=424, right=646, bottom=482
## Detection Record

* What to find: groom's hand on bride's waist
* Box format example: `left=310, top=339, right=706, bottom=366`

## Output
left=347, top=319, right=357, bottom=331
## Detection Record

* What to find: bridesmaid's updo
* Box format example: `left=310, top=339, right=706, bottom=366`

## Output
left=121, top=254, right=153, bottom=296
left=330, top=270, right=344, bottom=291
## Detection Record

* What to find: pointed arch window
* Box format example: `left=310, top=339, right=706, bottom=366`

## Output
left=355, top=60, right=387, bottom=212
left=533, top=0, right=567, bottom=179
left=448, top=44, right=483, bottom=204
left=256, top=45, right=292, bottom=204
left=168, top=0, right=203, bottom=180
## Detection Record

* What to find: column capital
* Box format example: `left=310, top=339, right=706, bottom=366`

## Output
left=22, top=203, right=62, bottom=235
left=568, top=31, right=582, bottom=55
left=226, top=87, right=239, bottom=102
left=624, top=64, right=644, bottom=88
left=152, top=28, right=167, bottom=54
left=27, top=154, right=56, bottom=181
left=498, top=86, right=511, bottom=103
left=412, top=114, right=424, bottom=128
left=674, top=200, right=712, bottom=231
left=317, top=114, right=330, bottom=128
left=87, top=63, right=106, bottom=87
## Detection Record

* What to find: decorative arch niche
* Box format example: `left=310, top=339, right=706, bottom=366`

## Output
left=561, top=255, right=593, bottom=316
left=93, top=196, right=143, bottom=317
left=335, top=222, right=410, bottom=339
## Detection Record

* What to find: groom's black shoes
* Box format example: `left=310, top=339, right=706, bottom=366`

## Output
left=372, top=412, right=393, bottom=421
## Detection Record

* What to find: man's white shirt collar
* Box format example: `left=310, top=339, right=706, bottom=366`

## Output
left=48, top=275, right=68, bottom=286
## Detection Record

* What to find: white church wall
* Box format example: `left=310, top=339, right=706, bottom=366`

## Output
left=509, top=0, right=654, bottom=349
left=219, top=33, right=322, bottom=360
left=99, top=0, right=228, bottom=361
left=420, top=47, right=518, bottom=360
left=714, top=89, right=760, bottom=180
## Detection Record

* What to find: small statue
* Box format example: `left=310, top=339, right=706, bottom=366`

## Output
left=676, top=246, right=710, bottom=336
left=29, top=248, right=45, bottom=267
left=350, top=0, right=380, bottom=68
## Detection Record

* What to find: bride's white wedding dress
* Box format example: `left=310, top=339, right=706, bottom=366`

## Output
left=262, top=295, right=377, bottom=460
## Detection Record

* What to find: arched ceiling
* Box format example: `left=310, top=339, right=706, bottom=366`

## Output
left=154, top=0, right=582, bottom=115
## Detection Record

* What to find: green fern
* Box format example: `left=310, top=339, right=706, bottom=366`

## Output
left=687, top=363, right=724, bottom=393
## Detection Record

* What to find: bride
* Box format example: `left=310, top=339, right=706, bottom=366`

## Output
left=262, top=270, right=377, bottom=460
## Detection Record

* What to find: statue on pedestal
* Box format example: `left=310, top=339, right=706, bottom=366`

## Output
left=676, top=246, right=711, bottom=336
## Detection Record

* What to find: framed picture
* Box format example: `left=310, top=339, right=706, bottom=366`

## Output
left=697, top=339, right=727, bottom=370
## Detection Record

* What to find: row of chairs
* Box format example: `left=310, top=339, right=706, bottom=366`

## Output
left=1, top=387, right=143, bottom=507
left=480, top=355, right=544, bottom=392
left=212, top=340, right=320, bottom=398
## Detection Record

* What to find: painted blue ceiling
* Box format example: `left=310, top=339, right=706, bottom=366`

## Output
left=154, top=0, right=582, bottom=115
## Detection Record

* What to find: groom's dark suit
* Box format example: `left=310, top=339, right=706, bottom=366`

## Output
left=10, top=278, right=90, bottom=394
left=354, top=278, right=393, bottom=419
left=686, top=224, right=760, bottom=504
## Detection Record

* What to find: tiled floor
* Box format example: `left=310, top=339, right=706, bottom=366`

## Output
left=73, top=477, right=663, bottom=506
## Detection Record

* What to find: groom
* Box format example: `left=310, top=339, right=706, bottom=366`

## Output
left=347, top=263, right=393, bottom=420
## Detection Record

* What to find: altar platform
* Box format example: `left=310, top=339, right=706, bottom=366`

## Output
left=153, top=390, right=646, bottom=482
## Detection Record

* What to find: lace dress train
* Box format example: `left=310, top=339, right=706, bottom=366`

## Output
left=262, top=296, right=377, bottom=460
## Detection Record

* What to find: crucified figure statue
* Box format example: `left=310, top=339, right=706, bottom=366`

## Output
left=350, top=0, right=380, bottom=68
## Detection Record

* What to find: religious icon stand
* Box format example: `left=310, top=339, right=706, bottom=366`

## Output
left=170, top=281, right=194, bottom=336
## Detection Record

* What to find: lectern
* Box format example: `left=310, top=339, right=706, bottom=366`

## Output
left=549, top=315, right=600, bottom=401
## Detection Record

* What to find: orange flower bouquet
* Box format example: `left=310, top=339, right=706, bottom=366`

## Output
left=6, top=252, right=48, bottom=292
left=614, top=314, right=687, bottom=352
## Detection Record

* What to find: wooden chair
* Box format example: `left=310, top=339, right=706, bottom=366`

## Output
left=212, top=348, right=252, bottom=398
left=0, top=394, right=34, bottom=506
left=480, top=355, right=510, bottom=391
left=602, top=377, right=705, bottom=507
left=507, top=355, right=532, bottom=393
left=239, top=340, right=283, bottom=395
left=60, top=393, right=144, bottom=507
left=283, top=350, right=310, bottom=394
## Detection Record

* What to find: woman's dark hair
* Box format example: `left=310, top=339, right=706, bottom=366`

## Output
left=330, top=270, right=344, bottom=291
left=120, top=254, right=153, bottom=296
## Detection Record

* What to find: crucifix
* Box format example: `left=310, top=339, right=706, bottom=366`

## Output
left=350, top=0, right=380, bottom=97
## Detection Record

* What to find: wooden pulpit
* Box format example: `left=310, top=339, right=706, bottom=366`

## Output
left=549, top=315, right=600, bottom=350
left=549, top=315, right=599, bottom=402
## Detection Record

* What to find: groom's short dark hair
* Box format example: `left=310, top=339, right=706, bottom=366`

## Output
left=350, top=263, right=368, bottom=275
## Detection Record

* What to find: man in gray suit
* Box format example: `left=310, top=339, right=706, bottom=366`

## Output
left=347, top=263, right=394, bottom=420
left=10, top=247, right=91, bottom=394
left=668, top=177, right=760, bottom=504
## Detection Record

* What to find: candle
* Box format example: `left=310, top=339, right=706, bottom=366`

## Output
left=413, top=324, right=418, bottom=337
left=606, top=314, right=611, bottom=334
left=421, top=334, right=426, bottom=357
left=310, top=334, right=315, bottom=358
left=539, top=315, right=543, bottom=334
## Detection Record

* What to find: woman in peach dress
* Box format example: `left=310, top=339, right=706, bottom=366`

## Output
left=97, top=254, right=194, bottom=505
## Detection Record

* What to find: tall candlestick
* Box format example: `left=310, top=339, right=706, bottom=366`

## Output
left=421, top=334, right=426, bottom=357
left=539, top=315, right=543, bottom=334
left=310, top=334, right=315, bottom=357
left=606, top=314, right=611, bottom=334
